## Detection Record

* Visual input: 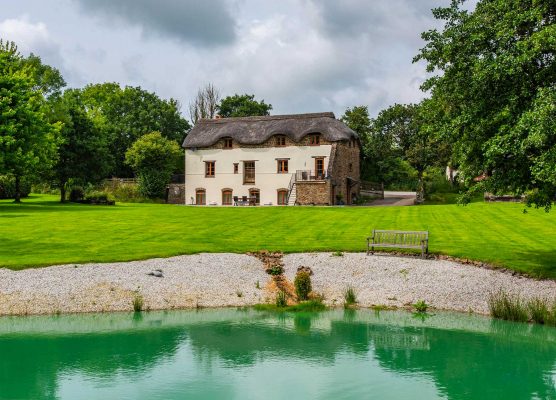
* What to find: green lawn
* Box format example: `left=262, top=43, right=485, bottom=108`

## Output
left=1, top=194, right=555, bottom=278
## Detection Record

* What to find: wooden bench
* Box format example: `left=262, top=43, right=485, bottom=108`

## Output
left=367, top=230, right=429, bottom=258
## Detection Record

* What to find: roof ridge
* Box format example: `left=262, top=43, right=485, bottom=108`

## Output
left=198, top=112, right=336, bottom=124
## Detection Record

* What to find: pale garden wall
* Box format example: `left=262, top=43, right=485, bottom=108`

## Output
left=185, top=145, right=332, bottom=205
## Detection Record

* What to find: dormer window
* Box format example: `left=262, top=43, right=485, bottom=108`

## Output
left=309, top=134, right=320, bottom=146
left=276, top=135, right=286, bottom=147
left=223, top=137, right=233, bottom=149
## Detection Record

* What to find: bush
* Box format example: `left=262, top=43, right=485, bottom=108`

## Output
left=69, top=186, right=85, bottom=202
left=0, top=175, right=31, bottom=199
left=528, top=298, right=550, bottom=324
left=344, top=286, right=357, bottom=306
left=413, top=300, right=429, bottom=313
left=84, top=190, right=109, bottom=202
left=294, top=271, right=312, bottom=301
left=276, top=290, right=287, bottom=308
left=266, top=265, right=284, bottom=276
left=132, top=293, right=144, bottom=312
left=488, top=290, right=528, bottom=322
left=137, top=170, right=170, bottom=199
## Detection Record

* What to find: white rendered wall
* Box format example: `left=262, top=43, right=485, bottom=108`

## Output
left=184, top=145, right=332, bottom=205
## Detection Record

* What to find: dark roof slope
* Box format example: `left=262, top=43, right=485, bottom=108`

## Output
left=182, top=112, right=357, bottom=148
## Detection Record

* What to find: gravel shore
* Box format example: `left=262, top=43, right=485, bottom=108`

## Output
left=1, top=252, right=554, bottom=316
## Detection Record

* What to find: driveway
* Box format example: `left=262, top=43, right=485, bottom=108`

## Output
left=370, top=191, right=416, bottom=206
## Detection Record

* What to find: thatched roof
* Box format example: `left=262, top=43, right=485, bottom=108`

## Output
left=182, top=112, right=357, bottom=148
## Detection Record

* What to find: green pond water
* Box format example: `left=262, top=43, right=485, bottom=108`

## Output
left=1, top=309, right=555, bottom=400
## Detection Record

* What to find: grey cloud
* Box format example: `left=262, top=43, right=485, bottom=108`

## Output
left=310, top=0, right=447, bottom=40
left=74, top=0, right=237, bottom=46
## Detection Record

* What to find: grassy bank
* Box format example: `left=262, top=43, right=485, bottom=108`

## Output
left=1, top=194, right=555, bottom=277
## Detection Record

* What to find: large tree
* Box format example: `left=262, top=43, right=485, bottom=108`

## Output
left=79, top=83, right=190, bottom=177
left=415, top=0, right=556, bottom=209
left=51, top=92, right=112, bottom=202
left=217, top=94, right=272, bottom=118
left=125, top=132, right=182, bottom=198
left=0, top=41, right=59, bottom=202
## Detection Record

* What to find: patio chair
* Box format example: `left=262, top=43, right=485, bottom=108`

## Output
left=233, top=196, right=239, bottom=206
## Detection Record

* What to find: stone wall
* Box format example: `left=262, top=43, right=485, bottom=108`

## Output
left=329, top=140, right=361, bottom=204
left=296, top=181, right=330, bottom=205
left=167, top=184, right=185, bottom=204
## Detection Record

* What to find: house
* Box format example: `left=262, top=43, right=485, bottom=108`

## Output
left=181, top=112, right=360, bottom=206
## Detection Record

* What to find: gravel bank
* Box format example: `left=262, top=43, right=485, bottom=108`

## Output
left=0, top=253, right=554, bottom=316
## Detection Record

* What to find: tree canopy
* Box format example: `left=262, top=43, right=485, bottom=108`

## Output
left=125, top=132, right=182, bottom=198
left=415, top=0, right=556, bottom=209
left=51, top=91, right=112, bottom=202
left=217, top=94, right=272, bottom=118
left=0, top=41, right=60, bottom=202
left=78, top=83, right=190, bottom=177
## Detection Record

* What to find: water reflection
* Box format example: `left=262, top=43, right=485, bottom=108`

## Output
left=0, top=309, right=555, bottom=400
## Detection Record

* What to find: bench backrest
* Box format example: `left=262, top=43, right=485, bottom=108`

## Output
left=372, top=230, right=428, bottom=246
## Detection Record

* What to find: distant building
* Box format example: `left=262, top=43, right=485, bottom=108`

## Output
left=181, top=112, right=360, bottom=206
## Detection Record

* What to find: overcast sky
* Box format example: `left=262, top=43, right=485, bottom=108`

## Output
left=0, top=0, right=476, bottom=120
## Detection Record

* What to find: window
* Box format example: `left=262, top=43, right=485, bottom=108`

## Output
left=309, top=134, right=320, bottom=145
left=222, top=189, right=232, bottom=205
left=315, top=157, right=325, bottom=178
left=277, top=189, right=288, bottom=205
left=243, top=161, right=255, bottom=184
left=233, top=163, right=239, bottom=174
left=249, top=188, right=260, bottom=205
left=223, top=137, right=233, bottom=149
left=276, top=135, right=286, bottom=146
left=195, top=189, right=206, bottom=205
left=349, top=163, right=353, bottom=172
left=205, top=161, right=215, bottom=177
left=277, top=159, right=288, bottom=173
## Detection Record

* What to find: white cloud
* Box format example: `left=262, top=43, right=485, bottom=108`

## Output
left=0, top=17, right=62, bottom=65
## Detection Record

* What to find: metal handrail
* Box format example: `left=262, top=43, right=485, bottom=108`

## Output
left=286, top=173, right=296, bottom=204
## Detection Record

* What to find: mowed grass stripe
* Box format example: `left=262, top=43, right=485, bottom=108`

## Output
left=0, top=195, right=555, bottom=277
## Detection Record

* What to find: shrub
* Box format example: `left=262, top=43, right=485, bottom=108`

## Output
left=488, top=290, right=528, bottom=322
left=294, top=271, right=312, bottom=301
left=344, top=286, right=357, bottom=306
left=266, top=265, right=284, bottom=276
left=84, top=190, right=109, bottom=202
left=111, top=183, right=143, bottom=202
left=0, top=175, right=31, bottom=199
left=332, top=250, right=344, bottom=257
left=69, top=186, right=85, bottom=202
left=413, top=300, right=429, bottom=313
left=528, top=298, right=549, bottom=324
left=132, top=293, right=144, bottom=312
left=276, top=290, right=287, bottom=308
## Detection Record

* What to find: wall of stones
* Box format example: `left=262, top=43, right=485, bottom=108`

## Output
left=329, top=140, right=361, bottom=204
left=167, top=184, right=185, bottom=204
left=296, top=181, right=330, bottom=205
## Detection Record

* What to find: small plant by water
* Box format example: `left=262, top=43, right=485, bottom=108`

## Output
left=276, top=290, right=287, bottom=308
left=294, top=271, right=312, bottom=301
left=528, top=298, right=549, bottom=324
left=344, top=286, right=357, bottom=307
left=487, top=290, right=528, bottom=322
left=413, top=300, right=429, bottom=313
left=132, top=293, right=144, bottom=312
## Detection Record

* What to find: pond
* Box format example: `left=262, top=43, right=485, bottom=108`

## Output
left=0, top=309, right=555, bottom=399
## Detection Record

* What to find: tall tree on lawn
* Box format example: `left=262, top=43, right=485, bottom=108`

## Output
left=0, top=41, right=59, bottom=202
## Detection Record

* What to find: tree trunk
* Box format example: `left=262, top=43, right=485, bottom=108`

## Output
left=60, top=181, right=67, bottom=203
left=14, top=175, right=21, bottom=203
